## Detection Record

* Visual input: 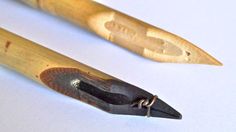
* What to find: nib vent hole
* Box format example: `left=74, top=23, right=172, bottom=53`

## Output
left=186, top=51, right=191, bottom=56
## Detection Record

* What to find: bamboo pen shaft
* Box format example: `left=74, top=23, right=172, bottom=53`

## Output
left=0, top=28, right=112, bottom=85
left=22, top=0, right=222, bottom=65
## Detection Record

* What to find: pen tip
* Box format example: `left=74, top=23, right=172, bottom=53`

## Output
left=150, top=98, right=182, bottom=119
left=141, top=28, right=222, bottom=66
left=194, top=48, right=223, bottom=66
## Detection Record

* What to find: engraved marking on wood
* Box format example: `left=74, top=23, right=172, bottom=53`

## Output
left=105, top=21, right=136, bottom=39
left=88, top=12, right=116, bottom=40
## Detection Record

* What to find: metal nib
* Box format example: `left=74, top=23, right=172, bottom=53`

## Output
left=150, top=98, right=182, bottom=119
left=110, top=94, right=182, bottom=119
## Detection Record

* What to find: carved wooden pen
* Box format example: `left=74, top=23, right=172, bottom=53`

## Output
left=21, top=0, right=222, bottom=65
left=0, top=28, right=181, bottom=119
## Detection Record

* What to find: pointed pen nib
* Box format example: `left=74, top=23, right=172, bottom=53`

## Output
left=150, top=98, right=182, bottom=119
left=142, top=28, right=222, bottom=66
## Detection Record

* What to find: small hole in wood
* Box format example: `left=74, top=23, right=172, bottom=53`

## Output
left=186, top=51, right=191, bottom=56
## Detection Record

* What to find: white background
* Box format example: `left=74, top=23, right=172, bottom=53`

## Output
left=0, top=0, right=236, bottom=131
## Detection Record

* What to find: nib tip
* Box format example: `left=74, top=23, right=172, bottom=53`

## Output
left=176, top=113, right=182, bottom=119
left=202, top=56, right=223, bottom=66
left=150, top=98, right=182, bottom=119
left=215, top=60, right=223, bottom=66
left=195, top=49, right=223, bottom=66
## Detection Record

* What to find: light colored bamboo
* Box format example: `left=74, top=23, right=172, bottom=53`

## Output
left=21, top=0, right=222, bottom=65
left=0, top=28, right=113, bottom=85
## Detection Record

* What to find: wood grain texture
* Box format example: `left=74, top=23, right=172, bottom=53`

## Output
left=21, top=0, right=222, bottom=65
left=0, top=28, right=112, bottom=83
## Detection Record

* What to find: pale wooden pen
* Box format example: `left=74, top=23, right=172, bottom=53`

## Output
left=21, top=0, right=222, bottom=65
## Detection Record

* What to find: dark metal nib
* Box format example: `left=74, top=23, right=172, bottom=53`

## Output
left=150, top=98, right=182, bottom=119
left=63, top=73, right=182, bottom=119
left=110, top=95, right=182, bottom=119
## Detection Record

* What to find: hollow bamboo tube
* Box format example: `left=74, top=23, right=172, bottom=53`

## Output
left=21, top=0, right=222, bottom=65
